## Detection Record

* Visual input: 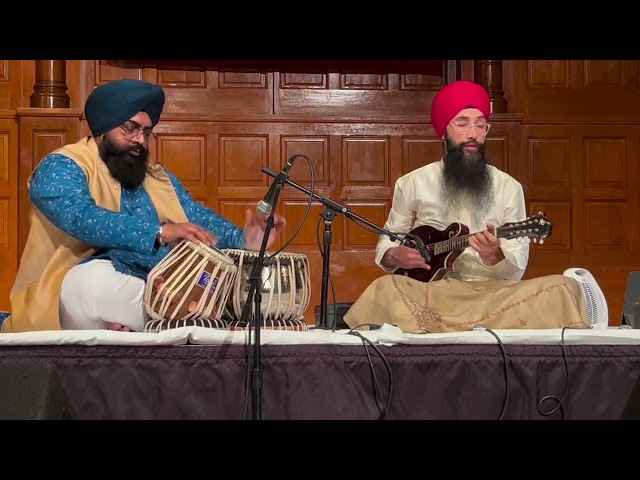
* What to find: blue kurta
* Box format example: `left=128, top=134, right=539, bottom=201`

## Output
left=28, top=154, right=246, bottom=280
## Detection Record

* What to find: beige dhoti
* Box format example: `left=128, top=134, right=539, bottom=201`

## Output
left=343, top=274, right=590, bottom=333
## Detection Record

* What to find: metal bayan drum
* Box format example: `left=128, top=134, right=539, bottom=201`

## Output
left=222, top=249, right=311, bottom=331
left=143, top=240, right=238, bottom=332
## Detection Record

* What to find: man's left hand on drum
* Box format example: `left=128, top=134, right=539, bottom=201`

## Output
left=243, top=208, right=286, bottom=251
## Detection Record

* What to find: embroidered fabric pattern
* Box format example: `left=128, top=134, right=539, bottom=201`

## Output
left=390, top=276, right=586, bottom=333
left=392, top=275, right=444, bottom=332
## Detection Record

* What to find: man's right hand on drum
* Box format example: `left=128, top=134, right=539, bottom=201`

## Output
left=160, top=222, right=218, bottom=247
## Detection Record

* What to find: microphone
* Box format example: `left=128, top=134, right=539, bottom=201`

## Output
left=414, top=237, right=431, bottom=263
left=404, top=234, right=431, bottom=263
left=256, top=155, right=297, bottom=216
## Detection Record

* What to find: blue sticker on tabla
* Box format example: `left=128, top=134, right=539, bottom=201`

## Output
left=197, top=271, right=218, bottom=290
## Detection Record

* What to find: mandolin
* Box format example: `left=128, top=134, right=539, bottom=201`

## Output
left=394, top=211, right=554, bottom=283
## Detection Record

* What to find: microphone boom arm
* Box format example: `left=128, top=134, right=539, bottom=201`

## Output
left=261, top=167, right=421, bottom=245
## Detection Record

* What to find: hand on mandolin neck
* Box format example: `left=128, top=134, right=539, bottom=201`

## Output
left=467, top=223, right=505, bottom=267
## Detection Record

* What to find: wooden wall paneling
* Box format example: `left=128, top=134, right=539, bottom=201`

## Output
left=460, top=60, right=475, bottom=83
left=64, top=61, right=83, bottom=111
left=0, top=113, right=18, bottom=311
left=481, top=115, right=524, bottom=183
left=0, top=60, right=30, bottom=111
left=501, top=60, right=518, bottom=114
left=0, top=58, right=26, bottom=310
left=521, top=123, right=640, bottom=326
left=274, top=67, right=446, bottom=120
left=81, top=61, right=274, bottom=121
left=516, top=60, right=640, bottom=121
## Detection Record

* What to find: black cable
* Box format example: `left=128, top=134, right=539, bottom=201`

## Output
left=483, top=327, right=510, bottom=420
left=348, top=323, right=394, bottom=420
left=242, top=155, right=315, bottom=420
left=537, top=326, right=571, bottom=420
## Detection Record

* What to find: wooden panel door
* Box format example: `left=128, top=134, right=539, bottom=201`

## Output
left=0, top=117, right=18, bottom=310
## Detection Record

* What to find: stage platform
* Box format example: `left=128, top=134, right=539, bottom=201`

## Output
left=0, top=324, right=639, bottom=420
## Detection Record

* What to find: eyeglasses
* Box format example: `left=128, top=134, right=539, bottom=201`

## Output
left=450, top=120, right=491, bottom=137
left=121, top=123, right=156, bottom=142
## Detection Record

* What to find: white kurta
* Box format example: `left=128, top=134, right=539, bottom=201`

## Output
left=375, top=160, right=530, bottom=281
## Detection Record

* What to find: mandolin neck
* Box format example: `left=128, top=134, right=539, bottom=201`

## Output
left=429, top=227, right=499, bottom=255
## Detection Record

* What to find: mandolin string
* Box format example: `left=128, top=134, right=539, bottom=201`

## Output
left=425, top=226, right=507, bottom=253
left=427, top=231, right=481, bottom=252
left=426, top=224, right=531, bottom=253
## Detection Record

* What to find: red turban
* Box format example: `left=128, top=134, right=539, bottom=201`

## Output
left=430, top=80, right=491, bottom=138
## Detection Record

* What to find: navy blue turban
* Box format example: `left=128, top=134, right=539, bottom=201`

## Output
left=84, top=79, right=165, bottom=137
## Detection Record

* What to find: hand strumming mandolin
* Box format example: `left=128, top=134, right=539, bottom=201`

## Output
left=394, top=212, right=554, bottom=283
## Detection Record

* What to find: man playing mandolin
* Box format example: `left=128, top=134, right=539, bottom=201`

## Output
left=344, top=80, right=592, bottom=334
left=376, top=80, right=528, bottom=282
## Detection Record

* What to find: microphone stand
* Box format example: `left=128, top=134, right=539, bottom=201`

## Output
left=240, top=173, right=287, bottom=420
left=261, top=167, right=427, bottom=330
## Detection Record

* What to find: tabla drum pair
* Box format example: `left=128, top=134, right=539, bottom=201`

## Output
left=143, top=240, right=311, bottom=333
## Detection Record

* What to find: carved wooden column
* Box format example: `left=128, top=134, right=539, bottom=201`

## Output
left=474, top=60, right=507, bottom=113
left=29, top=60, right=71, bottom=108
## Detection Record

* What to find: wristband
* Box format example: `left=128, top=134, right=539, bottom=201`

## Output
left=155, top=222, right=167, bottom=249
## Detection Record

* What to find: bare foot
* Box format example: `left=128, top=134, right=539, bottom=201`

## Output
left=107, top=322, right=131, bottom=332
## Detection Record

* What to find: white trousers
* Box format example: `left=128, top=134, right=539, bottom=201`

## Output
left=59, top=259, right=148, bottom=331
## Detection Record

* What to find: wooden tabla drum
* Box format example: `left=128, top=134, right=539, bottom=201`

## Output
left=143, top=240, right=237, bottom=332
left=222, top=249, right=311, bottom=332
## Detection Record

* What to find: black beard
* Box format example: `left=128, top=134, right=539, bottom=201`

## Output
left=98, top=135, right=149, bottom=189
left=441, top=133, right=494, bottom=217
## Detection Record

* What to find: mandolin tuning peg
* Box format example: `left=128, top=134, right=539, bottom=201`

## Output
left=539, top=239, right=544, bottom=244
